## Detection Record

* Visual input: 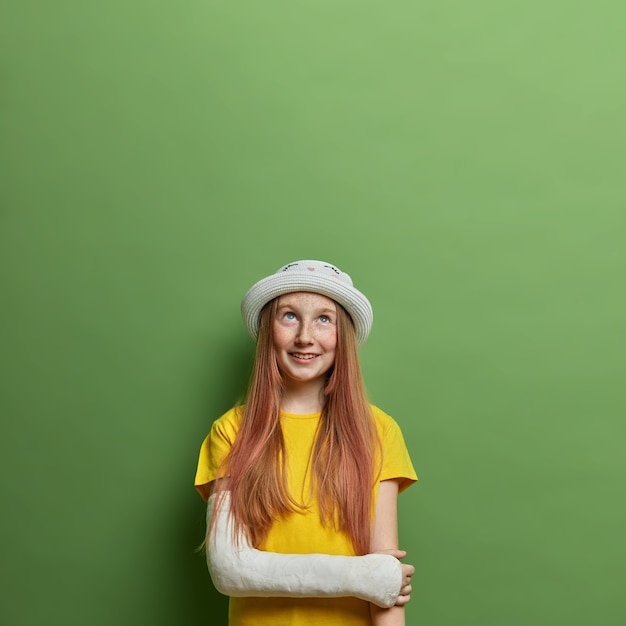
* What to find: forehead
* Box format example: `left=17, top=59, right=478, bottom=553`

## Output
left=276, top=292, right=337, bottom=311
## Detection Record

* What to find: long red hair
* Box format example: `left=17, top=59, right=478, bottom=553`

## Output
left=213, top=297, right=380, bottom=555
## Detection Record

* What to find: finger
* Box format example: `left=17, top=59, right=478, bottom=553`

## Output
left=391, top=549, right=408, bottom=559
left=395, top=594, right=411, bottom=607
left=399, top=584, right=412, bottom=596
left=374, top=549, right=407, bottom=560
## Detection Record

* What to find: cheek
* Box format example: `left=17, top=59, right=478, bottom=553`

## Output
left=321, top=329, right=338, bottom=351
left=272, top=325, right=291, bottom=347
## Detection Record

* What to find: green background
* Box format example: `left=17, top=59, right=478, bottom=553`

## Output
left=1, top=1, right=624, bottom=625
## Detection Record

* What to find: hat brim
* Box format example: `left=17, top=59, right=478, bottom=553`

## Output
left=241, top=273, right=373, bottom=346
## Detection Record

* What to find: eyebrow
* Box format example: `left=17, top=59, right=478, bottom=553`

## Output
left=276, top=303, right=336, bottom=315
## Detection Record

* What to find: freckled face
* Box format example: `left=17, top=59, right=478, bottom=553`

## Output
left=273, top=292, right=338, bottom=386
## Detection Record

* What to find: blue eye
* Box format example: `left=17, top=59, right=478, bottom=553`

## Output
left=284, top=312, right=296, bottom=320
left=319, top=315, right=330, bottom=323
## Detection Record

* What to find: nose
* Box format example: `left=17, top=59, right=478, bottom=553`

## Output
left=295, top=322, right=314, bottom=345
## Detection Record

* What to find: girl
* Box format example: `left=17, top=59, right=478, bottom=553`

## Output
left=195, top=260, right=417, bottom=626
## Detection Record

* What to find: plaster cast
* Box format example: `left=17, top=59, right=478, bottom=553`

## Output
left=206, top=492, right=402, bottom=609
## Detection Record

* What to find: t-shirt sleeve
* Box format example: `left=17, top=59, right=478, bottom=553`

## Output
left=374, top=406, right=418, bottom=493
left=194, top=408, right=240, bottom=501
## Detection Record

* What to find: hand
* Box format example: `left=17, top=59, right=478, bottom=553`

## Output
left=373, top=549, right=415, bottom=606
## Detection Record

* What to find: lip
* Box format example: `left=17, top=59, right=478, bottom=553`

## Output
left=289, top=352, right=319, bottom=362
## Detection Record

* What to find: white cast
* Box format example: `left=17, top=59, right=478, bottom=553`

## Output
left=206, top=492, right=403, bottom=609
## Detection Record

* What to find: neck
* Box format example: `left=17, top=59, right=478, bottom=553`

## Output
left=280, top=378, right=326, bottom=414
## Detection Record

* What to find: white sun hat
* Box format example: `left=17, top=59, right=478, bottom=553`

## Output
left=241, top=260, right=373, bottom=345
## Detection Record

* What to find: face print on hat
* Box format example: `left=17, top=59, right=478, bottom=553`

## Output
left=280, top=261, right=343, bottom=280
left=273, top=292, right=337, bottom=390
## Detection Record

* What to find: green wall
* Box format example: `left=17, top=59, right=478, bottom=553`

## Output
left=1, top=1, right=625, bottom=625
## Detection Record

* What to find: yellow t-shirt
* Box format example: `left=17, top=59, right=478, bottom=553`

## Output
left=195, top=405, right=417, bottom=626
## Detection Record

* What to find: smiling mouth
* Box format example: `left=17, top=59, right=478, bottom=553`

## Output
left=290, top=353, right=318, bottom=360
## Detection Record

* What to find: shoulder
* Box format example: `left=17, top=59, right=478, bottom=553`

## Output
left=369, top=404, right=418, bottom=490
left=209, top=405, right=244, bottom=439
left=370, top=404, right=403, bottom=434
